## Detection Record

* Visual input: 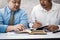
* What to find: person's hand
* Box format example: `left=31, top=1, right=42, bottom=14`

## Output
left=45, top=25, right=59, bottom=32
left=32, top=21, right=42, bottom=28
left=6, top=24, right=25, bottom=32
left=14, top=24, right=25, bottom=31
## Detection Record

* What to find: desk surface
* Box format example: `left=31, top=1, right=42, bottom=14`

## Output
left=0, top=32, right=60, bottom=39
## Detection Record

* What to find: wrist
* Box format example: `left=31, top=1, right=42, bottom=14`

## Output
left=6, top=26, right=15, bottom=32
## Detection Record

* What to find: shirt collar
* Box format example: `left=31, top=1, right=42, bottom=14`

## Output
left=6, top=5, right=20, bottom=13
left=5, top=5, right=11, bottom=13
left=5, top=5, right=21, bottom=14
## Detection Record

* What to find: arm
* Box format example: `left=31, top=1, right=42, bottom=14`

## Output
left=29, top=8, right=42, bottom=28
left=0, top=13, right=15, bottom=33
left=45, top=7, right=60, bottom=32
left=57, top=7, right=60, bottom=30
left=19, top=11, right=29, bottom=29
left=29, top=8, right=36, bottom=28
left=0, top=13, right=8, bottom=33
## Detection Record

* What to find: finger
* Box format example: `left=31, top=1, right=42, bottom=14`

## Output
left=18, top=28, right=23, bottom=31
left=21, top=26, right=25, bottom=31
left=20, top=26, right=24, bottom=30
left=15, top=28, right=20, bottom=32
left=17, top=27, right=23, bottom=31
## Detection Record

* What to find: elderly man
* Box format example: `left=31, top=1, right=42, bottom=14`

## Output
left=30, top=0, right=60, bottom=32
left=0, top=0, right=28, bottom=33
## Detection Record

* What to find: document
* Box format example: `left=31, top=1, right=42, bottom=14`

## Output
left=15, top=29, right=47, bottom=35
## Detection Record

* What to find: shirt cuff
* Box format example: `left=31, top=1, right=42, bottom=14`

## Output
left=58, top=25, right=60, bottom=30
left=0, top=25, right=8, bottom=33
left=29, top=23, right=33, bottom=29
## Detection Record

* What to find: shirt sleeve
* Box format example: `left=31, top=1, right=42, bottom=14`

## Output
left=19, top=10, right=29, bottom=29
left=0, top=10, right=8, bottom=33
left=29, top=8, right=36, bottom=28
left=57, top=7, right=60, bottom=30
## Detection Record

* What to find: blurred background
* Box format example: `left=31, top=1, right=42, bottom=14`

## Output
left=0, top=0, right=60, bottom=21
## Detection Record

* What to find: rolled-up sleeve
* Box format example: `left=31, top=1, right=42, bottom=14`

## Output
left=0, top=11, right=8, bottom=33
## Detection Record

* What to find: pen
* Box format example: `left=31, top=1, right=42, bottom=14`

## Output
left=53, top=30, right=60, bottom=33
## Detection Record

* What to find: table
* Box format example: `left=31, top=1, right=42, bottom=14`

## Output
left=0, top=32, right=60, bottom=39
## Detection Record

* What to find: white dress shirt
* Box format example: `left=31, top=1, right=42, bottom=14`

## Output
left=29, top=2, right=60, bottom=30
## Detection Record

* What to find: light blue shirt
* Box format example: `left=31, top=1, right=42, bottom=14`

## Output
left=0, top=6, right=29, bottom=33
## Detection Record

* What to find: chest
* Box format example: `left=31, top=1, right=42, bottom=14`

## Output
left=3, top=12, right=21, bottom=24
left=35, top=10, right=59, bottom=20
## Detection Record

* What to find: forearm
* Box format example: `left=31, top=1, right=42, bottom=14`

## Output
left=6, top=26, right=15, bottom=32
left=20, top=20, right=29, bottom=29
left=0, top=25, right=8, bottom=33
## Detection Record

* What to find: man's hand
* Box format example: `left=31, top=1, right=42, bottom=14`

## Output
left=46, top=25, right=59, bottom=32
left=32, top=21, right=42, bottom=28
left=6, top=24, right=25, bottom=32
left=14, top=24, right=25, bottom=31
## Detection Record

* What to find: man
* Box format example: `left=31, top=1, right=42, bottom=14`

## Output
left=29, top=0, right=60, bottom=32
left=0, top=0, right=28, bottom=33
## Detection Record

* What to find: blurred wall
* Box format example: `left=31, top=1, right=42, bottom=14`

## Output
left=53, top=0, right=60, bottom=4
